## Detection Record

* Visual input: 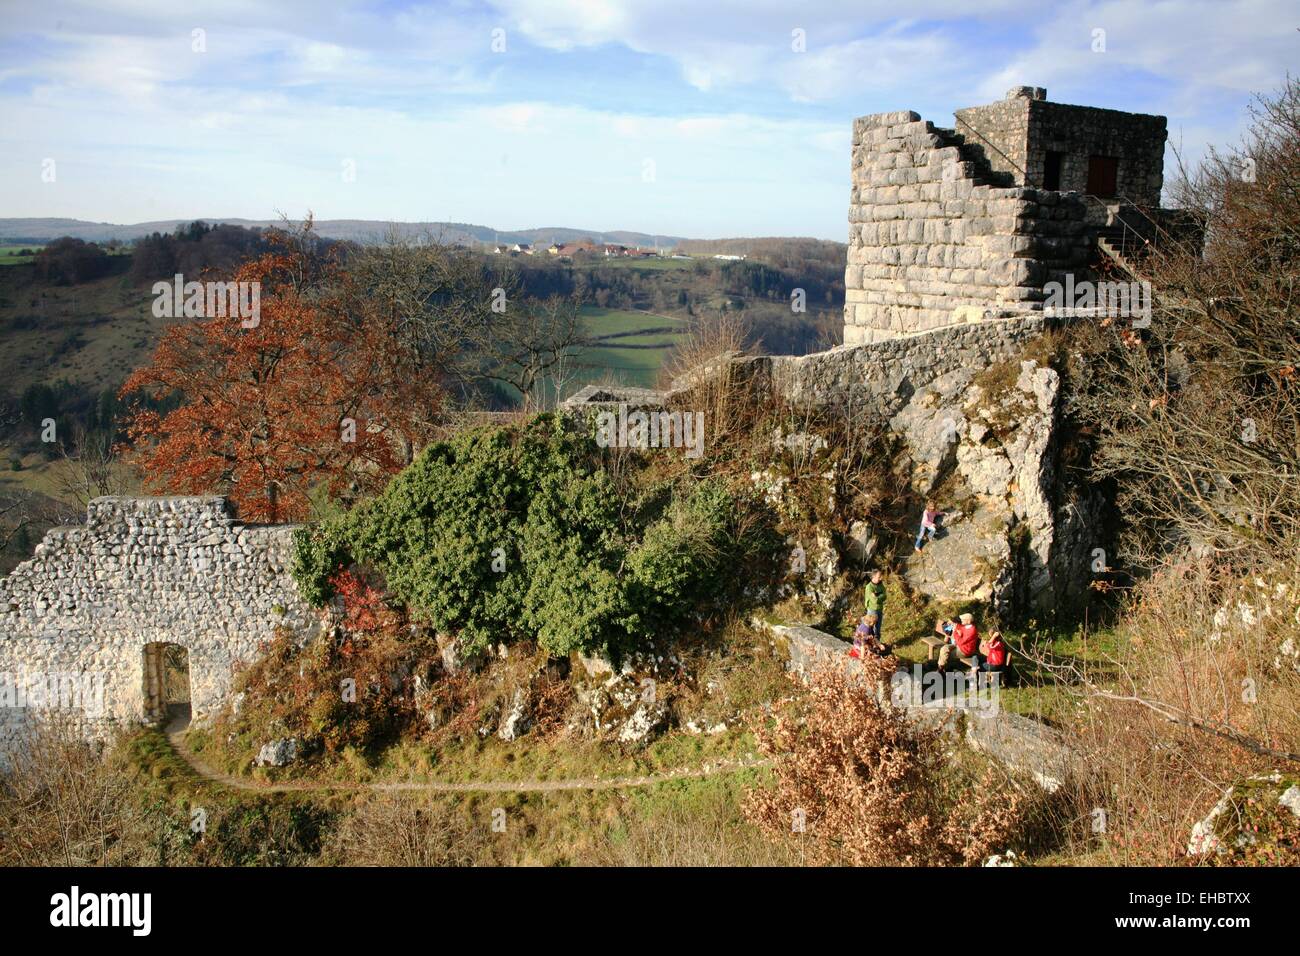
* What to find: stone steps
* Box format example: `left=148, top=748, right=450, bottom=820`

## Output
left=931, top=125, right=1016, bottom=188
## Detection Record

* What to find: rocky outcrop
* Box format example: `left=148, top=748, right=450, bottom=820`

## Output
left=570, top=658, right=672, bottom=746
left=1188, top=772, right=1300, bottom=859
left=255, top=736, right=300, bottom=768
left=497, top=688, right=531, bottom=741
left=567, top=336, right=1099, bottom=616
left=897, top=358, right=1074, bottom=615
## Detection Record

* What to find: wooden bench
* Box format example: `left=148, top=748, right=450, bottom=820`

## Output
left=921, top=636, right=946, bottom=660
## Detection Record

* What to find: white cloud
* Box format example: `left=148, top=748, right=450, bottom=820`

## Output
left=0, top=0, right=1295, bottom=236
left=980, top=0, right=1299, bottom=101
left=0, top=80, right=848, bottom=236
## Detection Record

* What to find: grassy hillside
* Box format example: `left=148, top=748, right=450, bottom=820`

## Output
left=0, top=259, right=168, bottom=396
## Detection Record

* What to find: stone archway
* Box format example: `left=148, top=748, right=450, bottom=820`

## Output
left=142, top=642, right=191, bottom=727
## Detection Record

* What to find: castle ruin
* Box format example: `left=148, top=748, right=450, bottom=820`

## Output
left=844, top=86, right=1171, bottom=343
left=1, top=87, right=1169, bottom=746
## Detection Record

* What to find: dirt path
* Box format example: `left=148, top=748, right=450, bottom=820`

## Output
left=164, top=715, right=768, bottom=796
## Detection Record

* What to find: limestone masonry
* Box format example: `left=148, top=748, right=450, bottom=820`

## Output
left=0, top=496, right=318, bottom=749
left=844, top=86, right=1170, bottom=343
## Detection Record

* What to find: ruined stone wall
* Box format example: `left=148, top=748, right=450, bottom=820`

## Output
left=844, top=110, right=1092, bottom=344
left=0, top=496, right=318, bottom=750
left=955, top=94, right=1166, bottom=210
left=952, top=95, right=1031, bottom=185
left=756, top=312, right=1060, bottom=416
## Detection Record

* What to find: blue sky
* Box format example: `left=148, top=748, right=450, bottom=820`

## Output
left=0, top=0, right=1296, bottom=240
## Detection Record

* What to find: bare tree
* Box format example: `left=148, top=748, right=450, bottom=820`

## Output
left=346, top=230, right=590, bottom=415
left=466, top=293, right=590, bottom=410
left=51, top=421, right=129, bottom=509
left=1070, top=77, right=1300, bottom=567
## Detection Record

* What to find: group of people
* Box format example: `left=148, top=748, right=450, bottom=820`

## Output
left=849, top=570, right=891, bottom=659
left=932, top=612, right=1009, bottom=675
left=846, top=503, right=1011, bottom=678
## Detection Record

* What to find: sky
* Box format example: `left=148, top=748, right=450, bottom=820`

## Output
left=0, top=0, right=1296, bottom=241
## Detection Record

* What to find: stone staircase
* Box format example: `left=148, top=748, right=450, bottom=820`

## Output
left=931, top=125, right=1017, bottom=189
left=1096, top=212, right=1154, bottom=275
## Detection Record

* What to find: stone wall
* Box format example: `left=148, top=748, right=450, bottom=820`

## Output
left=566, top=312, right=1065, bottom=422
left=0, top=496, right=318, bottom=749
left=740, top=312, right=1061, bottom=417
left=955, top=90, right=1166, bottom=208
left=951, top=90, right=1033, bottom=187
left=844, top=109, right=1092, bottom=344
left=846, top=88, right=1170, bottom=344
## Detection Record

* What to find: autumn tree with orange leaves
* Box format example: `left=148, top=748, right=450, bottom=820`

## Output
left=120, top=223, right=444, bottom=523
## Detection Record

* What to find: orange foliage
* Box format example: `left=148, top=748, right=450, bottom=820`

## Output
left=120, top=225, right=442, bottom=522
left=745, top=659, right=1026, bottom=866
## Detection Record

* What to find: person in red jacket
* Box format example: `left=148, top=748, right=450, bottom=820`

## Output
left=939, top=612, right=980, bottom=669
left=980, top=629, right=1009, bottom=675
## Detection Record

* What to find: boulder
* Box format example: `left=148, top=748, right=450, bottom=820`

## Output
left=254, top=736, right=299, bottom=767
left=964, top=709, right=1070, bottom=793
left=617, top=699, right=669, bottom=745
left=497, top=688, right=531, bottom=741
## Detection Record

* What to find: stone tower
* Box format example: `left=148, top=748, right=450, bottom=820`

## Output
left=843, top=87, right=1169, bottom=344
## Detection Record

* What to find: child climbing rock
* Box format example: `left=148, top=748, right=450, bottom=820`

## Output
left=914, top=502, right=945, bottom=551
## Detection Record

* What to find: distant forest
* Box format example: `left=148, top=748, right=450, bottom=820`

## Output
left=28, top=219, right=846, bottom=353
left=4, top=220, right=845, bottom=454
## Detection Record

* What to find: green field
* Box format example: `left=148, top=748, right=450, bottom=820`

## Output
left=0, top=243, right=130, bottom=266
left=0, top=244, right=42, bottom=265
left=568, top=306, right=687, bottom=392
left=585, top=255, right=699, bottom=271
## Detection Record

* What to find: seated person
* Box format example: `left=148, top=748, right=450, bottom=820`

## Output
left=852, top=612, right=888, bottom=657
left=979, top=629, right=1009, bottom=674
left=939, top=612, right=981, bottom=670
left=914, top=502, right=945, bottom=551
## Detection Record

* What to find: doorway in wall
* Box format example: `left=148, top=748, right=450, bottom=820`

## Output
left=142, top=642, right=191, bottom=728
left=1086, top=155, right=1119, bottom=198
left=1043, top=150, right=1064, bottom=190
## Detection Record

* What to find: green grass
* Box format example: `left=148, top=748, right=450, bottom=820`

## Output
left=560, top=306, right=687, bottom=391
left=364, top=725, right=757, bottom=786
left=0, top=244, right=43, bottom=265
left=585, top=255, right=699, bottom=271
left=581, top=305, right=685, bottom=336
left=817, top=575, right=1120, bottom=725
left=0, top=244, right=128, bottom=266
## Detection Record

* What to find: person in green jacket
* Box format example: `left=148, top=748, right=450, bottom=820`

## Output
left=864, top=570, right=886, bottom=638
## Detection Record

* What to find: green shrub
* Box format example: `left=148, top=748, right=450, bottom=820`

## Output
left=293, top=414, right=778, bottom=659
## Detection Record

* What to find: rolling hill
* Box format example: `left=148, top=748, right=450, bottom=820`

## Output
left=0, top=218, right=689, bottom=249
